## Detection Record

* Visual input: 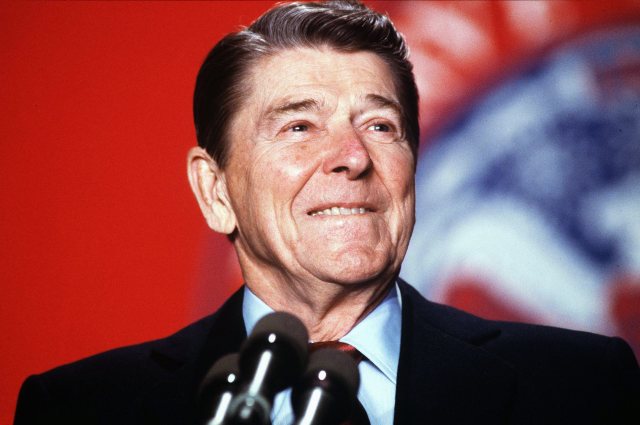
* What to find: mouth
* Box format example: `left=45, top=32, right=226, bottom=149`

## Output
left=307, top=206, right=374, bottom=217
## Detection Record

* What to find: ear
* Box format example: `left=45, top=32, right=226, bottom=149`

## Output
left=187, top=147, right=237, bottom=234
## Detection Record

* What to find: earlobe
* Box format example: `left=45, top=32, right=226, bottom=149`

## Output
left=186, top=147, right=237, bottom=234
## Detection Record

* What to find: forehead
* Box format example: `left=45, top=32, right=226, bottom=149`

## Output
left=243, top=47, right=398, bottom=113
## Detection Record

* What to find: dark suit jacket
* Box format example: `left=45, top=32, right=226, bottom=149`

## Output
left=15, top=281, right=640, bottom=424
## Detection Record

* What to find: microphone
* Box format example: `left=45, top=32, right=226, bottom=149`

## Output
left=226, top=312, right=309, bottom=425
left=198, top=353, right=241, bottom=425
left=291, top=348, right=360, bottom=425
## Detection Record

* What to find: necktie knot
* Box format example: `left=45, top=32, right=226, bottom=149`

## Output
left=308, top=341, right=364, bottom=363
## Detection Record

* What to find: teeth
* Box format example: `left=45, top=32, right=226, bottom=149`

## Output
left=310, top=207, right=370, bottom=216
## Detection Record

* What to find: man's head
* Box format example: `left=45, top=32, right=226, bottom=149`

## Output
left=193, top=0, right=419, bottom=168
left=188, top=1, right=418, bottom=294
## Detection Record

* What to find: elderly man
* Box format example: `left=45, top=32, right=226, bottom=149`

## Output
left=14, top=1, right=640, bottom=424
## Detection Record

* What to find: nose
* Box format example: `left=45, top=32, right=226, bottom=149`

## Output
left=322, top=128, right=373, bottom=180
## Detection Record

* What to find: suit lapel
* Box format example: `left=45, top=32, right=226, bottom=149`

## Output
left=132, top=286, right=247, bottom=424
left=394, top=282, right=516, bottom=424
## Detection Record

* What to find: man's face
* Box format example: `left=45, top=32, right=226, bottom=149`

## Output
left=223, top=47, right=415, bottom=288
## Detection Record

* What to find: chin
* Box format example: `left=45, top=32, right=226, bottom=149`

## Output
left=309, top=254, right=396, bottom=287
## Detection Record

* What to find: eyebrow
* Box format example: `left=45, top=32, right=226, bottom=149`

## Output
left=365, top=94, right=403, bottom=116
left=262, top=94, right=402, bottom=122
left=263, top=98, right=322, bottom=121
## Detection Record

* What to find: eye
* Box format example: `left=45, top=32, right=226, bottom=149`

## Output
left=276, top=121, right=317, bottom=142
left=361, top=119, right=401, bottom=143
left=368, top=123, right=391, bottom=132
left=290, top=124, right=309, bottom=132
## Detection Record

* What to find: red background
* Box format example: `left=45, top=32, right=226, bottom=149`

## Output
left=1, top=2, right=272, bottom=421
left=3, top=2, right=639, bottom=423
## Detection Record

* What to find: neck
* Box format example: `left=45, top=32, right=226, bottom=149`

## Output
left=241, top=262, right=395, bottom=341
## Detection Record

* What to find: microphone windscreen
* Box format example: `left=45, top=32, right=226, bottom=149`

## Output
left=197, top=353, right=240, bottom=420
left=305, top=348, right=359, bottom=400
left=199, top=353, right=240, bottom=397
left=291, top=348, right=360, bottom=424
left=239, top=311, right=309, bottom=393
left=250, top=311, right=309, bottom=361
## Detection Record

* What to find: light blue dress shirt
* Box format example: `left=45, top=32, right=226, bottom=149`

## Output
left=242, top=284, right=402, bottom=425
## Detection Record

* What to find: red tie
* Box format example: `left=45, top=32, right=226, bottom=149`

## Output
left=308, top=341, right=371, bottom=425
left=309, top=340, right=365, bottom=363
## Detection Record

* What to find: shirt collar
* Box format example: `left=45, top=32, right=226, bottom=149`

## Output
left=242, top=285, right=277, bottom=335
left=340, top=284, right=402, bottom=384
left=242, top=283, right=402, bottom=385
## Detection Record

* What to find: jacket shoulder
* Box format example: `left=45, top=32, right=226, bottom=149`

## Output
left=398, top=278, right=636, bottom=360
left=33, top=311, right=217, bottom=387
left=398, top=279, right=640, bottom=422
left=15, top=287, right=247, bottom=424
left=14, top=308, right=227, bottom=424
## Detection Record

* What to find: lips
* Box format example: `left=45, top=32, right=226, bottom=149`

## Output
left=306, top=202, right=376, bottom=217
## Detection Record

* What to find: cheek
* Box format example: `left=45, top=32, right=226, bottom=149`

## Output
left=237, top=145, right=323, bottom=235
left=375, top=150, right=416, bottom=240
left=265, top=145, right=322, bottom=189
left=274, top=160, right=307, bottom=182
left=373, top=148, right=415, bottom=196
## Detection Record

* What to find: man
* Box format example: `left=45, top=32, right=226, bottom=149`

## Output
left=14, top=1, right=640, bottom=424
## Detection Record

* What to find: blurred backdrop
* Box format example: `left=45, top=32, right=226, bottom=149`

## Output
left=2, top=1, right=639, bottom=422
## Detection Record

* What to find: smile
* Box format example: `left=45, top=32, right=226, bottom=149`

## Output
left=308, top=207, right=372, bottom=217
